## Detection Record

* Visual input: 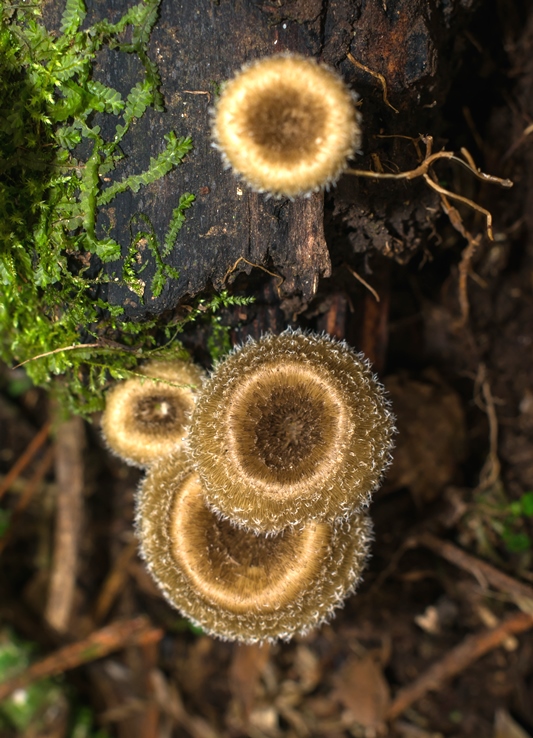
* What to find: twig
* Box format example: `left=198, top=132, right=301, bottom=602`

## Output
left=387, top=611, right=533, bottom=720
left=0, top=617, right=163, bottom=703
left=0, top=446, right=55, bottom=555
left=422, top=173, right=496, bottom=240
left=423, top=168, right=482, bottom=325
left=346, top=137, right=512, bottom=187
left=93, top=540, right=138, bottom=625
left=183, top=89, right=211, bottom=103
left=415, top=533, right=533, bottom=609
left=45, top=414, right=85, bottom=634
left=345, top=138, right=512, bottom=242
left=13, top=343, right=102, bottom=368
left=0, top=421, right=51, bottom=501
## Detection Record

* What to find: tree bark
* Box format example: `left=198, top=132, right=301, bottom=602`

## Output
left=66, top=0, right=481, bottom=319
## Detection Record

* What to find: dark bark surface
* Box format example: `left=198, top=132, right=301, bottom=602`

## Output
left=66, top=0, right=482, bottom=320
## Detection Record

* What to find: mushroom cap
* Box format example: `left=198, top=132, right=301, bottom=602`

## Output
left=136, top=450, right=372, bottom=643
left=101, top=359, right=205, bottom=468
left=187, top=330, right=394, bottom=533
left=187, top=331, right=394, bottom=532
left=212, top=54, right=361, bottom=198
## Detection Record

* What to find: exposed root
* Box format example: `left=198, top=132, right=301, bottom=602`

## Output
left=223, top=256, right=284, bottom=291
left=347, top=136, right=513, bottom=325
left=347, top=53, right=399, bottom=114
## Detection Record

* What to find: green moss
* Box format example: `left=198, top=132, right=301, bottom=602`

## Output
left=0, top=0, right=249, bottom=418
left=0, top=629, right=62, bottom=733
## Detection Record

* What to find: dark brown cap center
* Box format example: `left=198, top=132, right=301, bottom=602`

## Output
left=134, top=394, right=184, bottom=434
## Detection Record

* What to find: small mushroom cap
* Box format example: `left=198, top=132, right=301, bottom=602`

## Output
left=101, top=359, right=204, bottom=468
left=136, top=450, right=372, bottom=643
left=188, top=330, right=395, bottom=533
left=212, top=54, right=361, bottom=198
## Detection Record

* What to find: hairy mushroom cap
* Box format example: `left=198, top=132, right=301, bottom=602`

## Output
left=188, top=330, right=394, bottom=533
left=101, top=359, right=204, bottom=468
left=136, top=450, right=372, bottom=643
left=212, top=54, right=361, bottom=198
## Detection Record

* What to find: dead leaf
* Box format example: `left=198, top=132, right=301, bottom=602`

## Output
left=332, top=653, right=391, bottom=731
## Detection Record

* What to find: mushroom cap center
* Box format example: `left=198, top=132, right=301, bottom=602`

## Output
left=250, top=385, right=326, bottom=471
left=227, top=362, right=344, bottom=486
left=243, top=87, right=327, bottom=164
left=134, top=393, right=184, bottom=432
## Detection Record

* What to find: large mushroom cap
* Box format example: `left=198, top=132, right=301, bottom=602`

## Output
left=212, top=54, right=361, bottom=198
left=188, top=330, right=394, bottom=533
left=101, top=359, right=204, bottom=468
left=136, top=451, right=372, bottom=643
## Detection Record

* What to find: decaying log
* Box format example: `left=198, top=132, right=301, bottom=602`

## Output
left=53, top=0, right=480, bottom=319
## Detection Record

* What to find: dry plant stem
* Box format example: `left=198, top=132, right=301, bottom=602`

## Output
left=0, top=446, right=55, bottom=556
left=442, top=189, right=482, bottom=325
left=93, top=540, right=138, bottom=625
left=344, top=263, right=380, bottom=302
left=386, top=611, right=533, bottom=720
left=475, top=363, right=501, bottom=488
left=0, top=420, right=51, bottom=501
left=422, top=173, right=495, bottom=240
left=415, top=533, right=533, bottom=607
left=346, top=52, right=399, bottom=113
left=0, top=617, right=163, bottom=703
left=424, top=170, right=481, bottom=325
left=45, top=414, right=85, bottom=634
left=14, top=343, right=102, bottom=368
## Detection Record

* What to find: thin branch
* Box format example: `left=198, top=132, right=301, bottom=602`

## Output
left=422, top=174, right=495, bottom=240
left=345, top=140, right=512, bottom=242
left=0, top=617, right=163, bottom=702
left=13, top=343, right=107, bottom=368
left=45, top=414, right=86, bottom=634
left=223, top=256, right=284, bottom=289
left=387, top=611, right=533, bottom=721
left=0, top=421, right=51, bottom=501
left=415, top=533, right=533, bottom=607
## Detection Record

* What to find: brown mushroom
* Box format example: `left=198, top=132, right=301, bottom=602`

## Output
left=187, top=330, right=394, bottom=533
left=212, top=54, right=361, bottom=198
left=136, top=450, right=372, bottom=642
left=101, top=359, right=204, bottom=468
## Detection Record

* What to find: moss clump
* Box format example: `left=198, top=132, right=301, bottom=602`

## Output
left=0, top=0, right=224, bottom=416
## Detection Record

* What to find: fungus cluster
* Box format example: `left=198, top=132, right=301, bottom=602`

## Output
left=100, top=54, right=392, bottom=641
left=212, top=54, right=361, bottom=198
left=102, top=332, right=394, bottom=642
